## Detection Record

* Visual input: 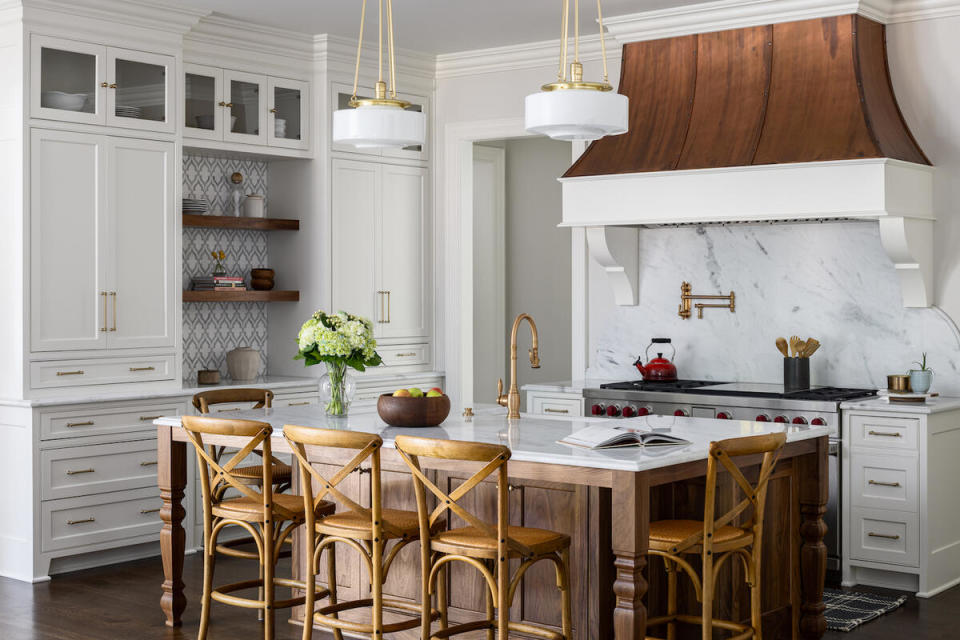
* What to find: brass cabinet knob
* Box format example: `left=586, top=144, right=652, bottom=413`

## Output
left=269, top=108, right=278, bottom=114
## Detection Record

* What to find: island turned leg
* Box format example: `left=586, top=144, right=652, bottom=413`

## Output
left=158, top=425, right=188, bottom=627
left=798, top=437, right=828, bottom=640
left=611, top=471, right=650, bottom=640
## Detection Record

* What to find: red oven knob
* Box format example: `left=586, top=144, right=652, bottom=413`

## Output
left=811, top=417, right=826, bottom=426
left=621, top=406, right=636, bottom=418
left=674, top=409, right=688, bottom=417
left=755, top=414, right=770, bottom=422
left=591, top=404, right=605, bottom=416
left=637, top=406, right=651, bottom=417
left=773, top=416, right=788, bottom=423
left=715, top=411, right=731, bottom=420
left=606, top=405, right=621, bottom=417
left=792, top=416, right=808, bottom=425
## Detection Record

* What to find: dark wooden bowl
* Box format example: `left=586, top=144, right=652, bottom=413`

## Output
left=377, top=393, right=450, bottom=428
left=250, top=268, right=275, bottom=279
left=250, top=277, right=275, bottom=291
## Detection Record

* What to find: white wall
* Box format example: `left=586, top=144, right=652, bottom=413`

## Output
left=503, top=138, right=572, bottom=389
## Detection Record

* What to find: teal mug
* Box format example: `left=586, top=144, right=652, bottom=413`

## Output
left=909, top=369, right=933, bottom=394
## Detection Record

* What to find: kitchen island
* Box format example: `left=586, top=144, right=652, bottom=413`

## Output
left=155, top=407, right=829, bottom=639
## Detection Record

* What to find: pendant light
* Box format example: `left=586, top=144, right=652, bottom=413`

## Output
left=525, top=0, right=628, bottom=141
left=333, top=0, right=425, bottom=149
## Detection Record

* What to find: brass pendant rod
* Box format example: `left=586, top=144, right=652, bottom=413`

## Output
left=351, top=0, right=368, bottom=99
left=597, top=0, right=609, bottom=83
left=574, top=0, right=580, bottom=63
left=387, top=0, right=397, bottom=98
left=560, top=0, right=569, bottom=81
left=556, top=0, right=566, bottom=80
left=378, top=0, right=383, bottom=84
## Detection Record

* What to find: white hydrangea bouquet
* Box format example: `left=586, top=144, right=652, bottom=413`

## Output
left=295, top=310, right=382, bottom=416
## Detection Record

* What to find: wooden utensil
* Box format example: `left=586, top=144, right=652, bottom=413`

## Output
left=789, top=335, right=802, bottom=357
left=802, top=338, right=820, bottom=358
left=776, top=337, right=789, bottom=358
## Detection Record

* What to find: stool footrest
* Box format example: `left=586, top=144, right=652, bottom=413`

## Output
left=211, top=577, right=328, bottom=610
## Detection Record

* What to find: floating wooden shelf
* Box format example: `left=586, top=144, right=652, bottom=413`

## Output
left=182, top=214, right=300, bottom=231
left=183, top=290, right=300, bottom=303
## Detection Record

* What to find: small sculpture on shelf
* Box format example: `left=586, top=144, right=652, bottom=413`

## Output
left=229, top=171, right=243, bottom=217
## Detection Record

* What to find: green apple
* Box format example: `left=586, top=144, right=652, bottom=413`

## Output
left=408, top=387, right=424, bottom=398
left=392, top=388, right=411, bottom=397
left=426, top=390, right=443, bottom=398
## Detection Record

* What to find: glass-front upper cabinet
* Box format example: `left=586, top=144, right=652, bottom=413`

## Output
left=268, top=78, right=309, bottom=150
left=31, top=36, right=104, bottom=125
left=107, top=48, right=174, bottom=133
left=183, top=64, right=222, bottom=141
left=224, top=70, right=267, bottom=145
left=332, top=83, right=428, bottom=161
left=30, top=36, right=174, bottom=133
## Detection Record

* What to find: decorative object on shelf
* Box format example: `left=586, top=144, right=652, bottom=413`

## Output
left=332, top=0, right=425, bottom=149
left=274, top=118, right=286, bottom=138
left=226, top=346, right=260, bottom=382
left=250, top=268, right=275, bottom=291
left=41, top=90, right=87, bottom=111
left=377, top=390, right=450, bottom=427
left=210, top=250, right=227, bottom=277
left=678, top=281, right=735, bottom=319
left=241, top=194, right=265, bottom=218
left=295, top=310, right=382, bottom=416
left=887, top=374, right=912, bottom=393
left=525, top=0, right=628, bottom=140
left=197, top=369, right=221, bottom=385
left=229, top=171, right=243, bottom=216
left=909, top=352, right=933, bottom=394
left=182, top=198, right=209, bottom=215
left=192, top=276, right=245, bottom=291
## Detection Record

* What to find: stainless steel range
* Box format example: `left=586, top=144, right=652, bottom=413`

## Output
left=583, top=380, right=878, bottom=575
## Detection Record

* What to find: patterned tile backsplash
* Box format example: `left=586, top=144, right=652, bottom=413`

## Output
left=182, top=154, right=270, bottom=381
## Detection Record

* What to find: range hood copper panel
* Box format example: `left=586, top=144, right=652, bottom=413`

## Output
left=564, top=15, right=929, bottom=177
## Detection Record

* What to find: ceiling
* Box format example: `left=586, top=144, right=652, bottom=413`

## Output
left=180, top=0, right=693, bottom=54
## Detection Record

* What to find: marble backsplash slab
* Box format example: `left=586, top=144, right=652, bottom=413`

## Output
left=587, top=221, right=960, bottom=396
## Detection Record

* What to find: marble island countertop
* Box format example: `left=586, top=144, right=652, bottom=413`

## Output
left=156, top=405, right=828, bottom=473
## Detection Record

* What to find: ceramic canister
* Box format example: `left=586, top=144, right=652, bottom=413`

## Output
left=226, top=346, right=260, bottom=381
left=242, top=194, right=265, bottom=218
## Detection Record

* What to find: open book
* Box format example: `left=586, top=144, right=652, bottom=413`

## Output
left=559, top=425, right=690, bottom=450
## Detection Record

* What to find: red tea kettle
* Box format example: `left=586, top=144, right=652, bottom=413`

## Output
left=634, top=338, right=678, bottom=381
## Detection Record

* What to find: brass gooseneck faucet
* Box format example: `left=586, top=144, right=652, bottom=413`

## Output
left=497, top=313, right=540, bottom=419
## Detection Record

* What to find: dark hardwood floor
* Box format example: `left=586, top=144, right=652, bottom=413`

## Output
left=0, top=553, right=955, bottom=639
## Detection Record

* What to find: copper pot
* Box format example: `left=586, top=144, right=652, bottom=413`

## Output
left=887, top=374, right=911, bottom=394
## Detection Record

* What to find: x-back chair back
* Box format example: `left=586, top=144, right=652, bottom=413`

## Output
left=192, top=388, right=274, bottom=414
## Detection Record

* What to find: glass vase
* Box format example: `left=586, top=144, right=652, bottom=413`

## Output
left=320, top=361, right=355, bottom=417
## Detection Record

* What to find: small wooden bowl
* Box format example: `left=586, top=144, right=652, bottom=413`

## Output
left=377, top=394, right=450, bottom=428
left=250, top=277, right=275, bottom=291
left=250, top=268, right=275, bottom=279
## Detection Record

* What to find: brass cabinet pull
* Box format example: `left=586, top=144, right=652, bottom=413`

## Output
left=269, top=107, right=278, bottom=113
left=287, top=401, right=310, bottom=406
left=507, top=484, right=519, bottom=492
left=66, top=468, right=95, bottom=475
left=140, top=460, right=158, bottom=467
left=544, top=408, right=570, bottom=414
left=868, top=430, right=902, bottom=438
left=867, top=532, right=901, bottom=540
left=396, top=352, right=417, bottom=358
left=217, top=101, right=226, bottom=107
left=109, top=291, right=117, bottom=331
left=130, top=367, right=156, bottom=372
left=108, top=83, right=117, bottom=89
left=139, top=415, right=161, bottom=421
left=57, top=370, right=85, bottom=377
left=140, top=507, right=161, bottom=514
left=224, top=102, right=234, bottom=108
left=868, top=480, right=902, bottom=488
left=100, top=291, right=108, bottom=332
left=217, top=407, right=241, bottom=413
left=67, top=517, right=95, bottom=525
left=100, top=81, right=109, bottom=88
left=66, top=420, right=94, bottom=428
left=386, top=290, right=391, bottom=323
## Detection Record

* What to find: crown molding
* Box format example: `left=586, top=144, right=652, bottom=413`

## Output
left=314, top=33, right=437, bottom=81
left=19, top=0, right=206, bottom=35
left=435, top=33, right=618, bottom=79
left=184, top=12, right=315, bottom=73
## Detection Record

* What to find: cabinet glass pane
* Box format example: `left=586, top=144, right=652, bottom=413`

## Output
left=230, top=80, right=260, bottom=136
left=185, top=73, right=216, bottom=130
left=40, top=47, right=97, bottom=114
left=272, top=85, right=302, bottom=141
left=115, top=58, right=166, bottom=122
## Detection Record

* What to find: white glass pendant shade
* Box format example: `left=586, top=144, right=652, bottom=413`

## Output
left=333, top=104, right=425, bottom=149
left=525, top=88, right=628, bottom=141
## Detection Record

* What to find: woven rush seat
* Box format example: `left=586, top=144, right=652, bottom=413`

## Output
left=649, top=520, right=753, bottom=552
left=214, top=493, right=335, bottom=523
left=431, top=525, right=570, bottom=559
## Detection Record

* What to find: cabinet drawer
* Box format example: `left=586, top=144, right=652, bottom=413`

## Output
left=275, top=392, right=320, bottom=408
left=850, top=507, right=919, bottom=567
left=31, top=355, right=175, bottom=389
left=849, top=414, right=918, bottom=451
left=42, top=440, right=159, bottom=501
left=41, top=401, right=182, bottom=441
left=379, top=344, right=430, bottom=367
left=850, top=454, right=918, bottom=513
left=41, top=487, right=163, bottom=552
left=529, top=395, right=583, bottom=417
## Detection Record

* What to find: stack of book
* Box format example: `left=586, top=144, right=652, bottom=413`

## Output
left=192, top=276, right=246, bottom=291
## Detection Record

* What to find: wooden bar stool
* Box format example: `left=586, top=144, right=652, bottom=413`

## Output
left=645, top=433, right=786, bottom=640
left=183, top=416, right=336, bottom=640
left=192, top=389, right=293, bottom=494
left=394, top=434, right=572, bottom=640
left=284, top=424, right=441, bottom=640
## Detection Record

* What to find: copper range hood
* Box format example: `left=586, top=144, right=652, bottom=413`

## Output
left=560, top=15, right=934, bottom=308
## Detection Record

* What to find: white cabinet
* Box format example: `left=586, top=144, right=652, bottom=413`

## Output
left=184, top=65, right=309, bottom=151
left=31, top=35, right=174, bottom=134
left=30, top=129, right=176, bottom=356
left=331, top=159, right=429, bottom=347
